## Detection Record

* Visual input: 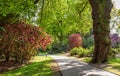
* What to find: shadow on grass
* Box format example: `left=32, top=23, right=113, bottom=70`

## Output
left=112, top=65, right=120, bottom=71
left=1, top=58, right=53, bottom=76
left=109, top=58, right=120, bottom=71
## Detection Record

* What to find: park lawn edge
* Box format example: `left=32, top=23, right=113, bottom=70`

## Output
left=0, top=56, right=61, bottom=76
left=79, top=57, right=120, bottom=75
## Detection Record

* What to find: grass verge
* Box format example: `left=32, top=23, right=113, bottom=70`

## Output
left=0, top=56, right=56, bottom=76
left=79, top=57, right=120, bottom=75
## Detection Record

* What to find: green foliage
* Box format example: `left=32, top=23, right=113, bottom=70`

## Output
left=36, top=0, right=92, bottom=42
left=0, top=0, right=92, bottom=43
left=70, top=47, right=93, bottom=57
left=82, top=36, right=94, bottom=48
left=109, top=47, right=120, bottom=57
left=50, top=41, right=69, bottom=53
left=108, top=58, right=120, bottom=64
left=89, top=46, right=94, bottom=54
left=70, top=47, right=78, bottom=56
left=77, top=48, right=85, bottom=57
left=0, top=0, right=38, bottom=25
left=77, top=47, right=90, bottom=57
left=0, top=0, right=36, bottom=19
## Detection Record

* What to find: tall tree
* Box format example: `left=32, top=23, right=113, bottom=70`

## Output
left=0, top=0, right=36, bottom=24
left=36, top=0, right=92, bottom=41
left=89, top=0, right=113, bottom=63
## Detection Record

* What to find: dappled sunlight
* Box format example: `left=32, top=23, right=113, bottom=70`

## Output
left=0, top=56, right=53, bottom=76
left=0, top=0, right=120, bottom=76
left=50, top=55, right=117, bottom=76
left=104, top=58, right=120, bottom=75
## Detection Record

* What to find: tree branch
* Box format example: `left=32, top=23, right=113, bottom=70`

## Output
left=34, top=0, right=39, bottom=4
left=79, top=0, right=89, bottom=14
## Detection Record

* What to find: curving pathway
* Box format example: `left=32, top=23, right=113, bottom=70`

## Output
left=50, top=55, right=118, bottom=76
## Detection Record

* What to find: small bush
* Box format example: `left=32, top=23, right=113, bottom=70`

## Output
left=68, top=34, right=82, bottom=50
left=77, top=47, right=89, bottom=57
left=70, top=47, right=92, bottom=57
left=70, top=47, right=78, bottom=56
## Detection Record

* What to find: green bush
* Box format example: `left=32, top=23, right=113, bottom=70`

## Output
left=70, top=47, right=78, bottom=56
left=50, top=41, right=69, bottom=53
left=82, top=36, right=94, bottom=48
left=88, top=46, right=94, bottom=55
left=77, top=47, right=90, bottom=57
left=70, top=47, right=93, bottom=57
left=110, top=47, right=120, bottom=57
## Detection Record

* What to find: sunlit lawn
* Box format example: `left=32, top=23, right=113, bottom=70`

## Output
left=105, top=58, right=120, bottom=75
left=80, top=57, right=120, bottom=75
left=0, top=56, right=54, bottom=76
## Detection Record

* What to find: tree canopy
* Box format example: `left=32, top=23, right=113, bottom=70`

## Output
left=34, top=0, right=92, bottom=41
left=0, top=0, right=118, bottom=63
left=0, top=0, right=36, bottom=24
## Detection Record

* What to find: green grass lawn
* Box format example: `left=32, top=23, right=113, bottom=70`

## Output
left=0, top=56, right=54, bottom=76
left=105, top=58, right=120, bottom=75
left=80, top=57, right=120, bottom=75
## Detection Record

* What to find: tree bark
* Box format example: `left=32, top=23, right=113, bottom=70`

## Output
left=89, top=0, right=113, bottom=63
left=5, top=51, right=10, bottom=61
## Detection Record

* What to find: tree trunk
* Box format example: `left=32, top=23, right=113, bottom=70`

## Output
left=89, top=0, right=113, bottom=63
left=5, top=51, right=10, bottom=61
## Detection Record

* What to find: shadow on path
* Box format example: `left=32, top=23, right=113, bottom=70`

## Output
left=50, top=55, right=118, bottom=76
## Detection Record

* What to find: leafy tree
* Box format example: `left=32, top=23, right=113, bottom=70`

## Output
left=89, top=0, right=113, bottom=63
left=0, top=0, right=37, bottom=24
left=35, top=0, right=92, bottom=41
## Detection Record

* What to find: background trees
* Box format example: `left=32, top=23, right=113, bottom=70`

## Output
left=35, top=0, right=92, bottom=41
left=1, top=0, right=119, bottom=64
left=0, top=0, right=51, bottom=63
left=0, top=0, right=36, bottom=24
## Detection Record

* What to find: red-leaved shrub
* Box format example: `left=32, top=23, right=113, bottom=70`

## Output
left=0, top=21, right=51, bottom=63
left=40, top=33, right=51, bottom=50
left=68, top=34, right=82, bottom=50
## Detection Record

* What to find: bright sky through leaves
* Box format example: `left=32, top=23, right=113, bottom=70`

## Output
left=113, top=0, right=120, bottom=9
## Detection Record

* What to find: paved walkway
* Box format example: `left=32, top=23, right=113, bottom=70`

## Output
left=50, top=55, right=118, bottom=76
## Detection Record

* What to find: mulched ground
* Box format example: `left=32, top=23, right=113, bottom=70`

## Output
left=0, top=60, right=26, bottom=73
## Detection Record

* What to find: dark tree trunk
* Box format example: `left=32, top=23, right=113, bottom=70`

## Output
left=5, top=51, right=10, bottom=61
left=89, top=0, right=113, bottom=63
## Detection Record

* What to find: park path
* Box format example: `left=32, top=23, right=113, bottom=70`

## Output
left=50, top=55, right=118, bottom=76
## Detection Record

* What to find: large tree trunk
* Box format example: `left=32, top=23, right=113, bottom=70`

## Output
left=89, top=0, right=113, bottom=63
left=5, top=51, right=10, bottom=62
